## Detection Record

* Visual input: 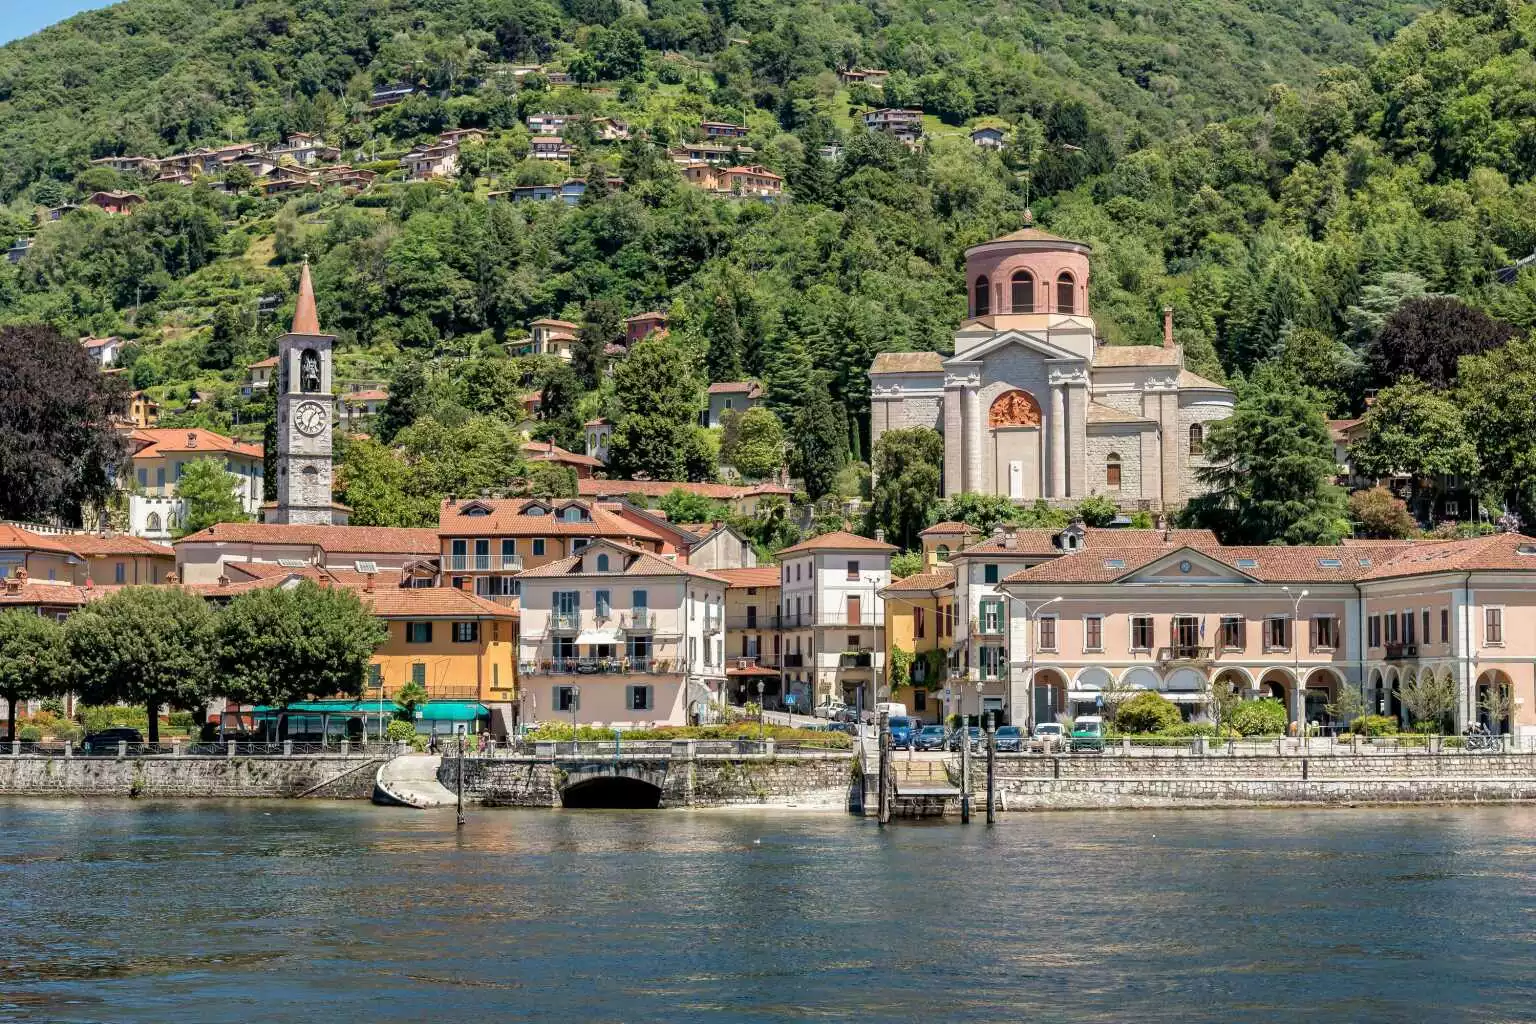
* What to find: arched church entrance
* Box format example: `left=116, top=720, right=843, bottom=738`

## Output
left=988, top=389, right=1042, bottom=501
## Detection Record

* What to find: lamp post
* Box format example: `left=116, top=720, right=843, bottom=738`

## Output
left=569, top=684, right=581, bottom=755
left=1021, top=596, right=1062, bottom=732
left=757, top=679, right=766, bottom=745
left=1283, top=586, right=1308, bottom=739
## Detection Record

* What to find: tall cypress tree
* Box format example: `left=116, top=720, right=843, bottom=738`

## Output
left=792, top=382, right=848, bottom=500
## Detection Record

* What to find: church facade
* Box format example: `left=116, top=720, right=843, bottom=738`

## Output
left=869, top=229, right=1234, bottom=510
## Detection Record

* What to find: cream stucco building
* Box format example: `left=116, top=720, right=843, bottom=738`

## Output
left=869, top=229, right=1234, bottom=509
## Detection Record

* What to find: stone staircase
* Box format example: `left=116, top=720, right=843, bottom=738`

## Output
left=373, top=753, right=457, bottom=808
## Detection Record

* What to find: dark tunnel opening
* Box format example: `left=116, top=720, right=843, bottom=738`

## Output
left=560, top=776, right=663, bottom=809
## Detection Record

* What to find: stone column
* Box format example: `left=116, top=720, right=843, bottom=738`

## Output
left=943, top=383, right=965, bottom=496
left=963, top=383, right=983, bottom=493
left=1050, top=383, right=1066, bottom=498
left=1066, top=377, right=1087, bottom=498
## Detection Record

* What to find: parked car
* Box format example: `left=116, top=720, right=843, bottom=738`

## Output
left=914, top=725, right=948, bottom=751
left=82, top=727, right=144, bottom=753
left=949, top=726, right=983, bottom=752
left=888, top=716, right=915, bottom=749
left=813, top=697, right=848, bottom=720
left=994, top=725, right=1024, bottom=752
left=1070, top=715, right=1105, bottom=753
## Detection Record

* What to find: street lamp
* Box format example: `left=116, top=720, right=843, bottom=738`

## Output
left=1022, top=596, right=1062, bottom=732
left=757, top=679, right=766, bottom=744
left=569, top=684, right=581, bottom=755
left=1282, top=587, right=1308, bottom=737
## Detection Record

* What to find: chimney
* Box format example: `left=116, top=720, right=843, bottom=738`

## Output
left=1157, top=513, right=1170, bottom=543
left=3, top=576, right=18, bottom=595
left=991, top=526, right=1004, bottom=544
left=187, top=431, right=198, bottom=449
left=84, top=576, right=93, bottom=590
left=448, top=493, right=457, bottom=506
left=1162, top=307, right=1174, bottom=350
left=165, top=571, right=179, bottom=584
left=1003, top=529, right=1017, bottom=550
left=364, top=572, right=375, bottom=593
left=874, top=528, right=885, bottom=543
left=217, top=573, right=230, bottom=587
left=15, top=568, right=28, bottom=584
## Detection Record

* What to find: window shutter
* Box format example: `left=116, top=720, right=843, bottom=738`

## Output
left=646, top=686, right=654, bottom=712
left=424, top=622, right=432, bottom=644
left=1309, top=618, right=1317, bottom=648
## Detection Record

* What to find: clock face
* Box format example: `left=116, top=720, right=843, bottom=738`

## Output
left=294, top=400, right=328, bottom=437
left=1178, top=560, right=1193, bottom=574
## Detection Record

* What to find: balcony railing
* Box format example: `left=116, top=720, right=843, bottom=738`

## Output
left=729, top=655, right=780, bottom=671
left=704, top=615, right=723, bottom=633
left=521, top=657, right=678, bottom=675
left=1384, top=642, right=1418, bottom=660
left=839, top=650, right=873, bottom=669
left=622, top=609, right=652, bottom=632
left=727, top=614, right=781, bottom=631
left=782, top=653, right=805, bottom=668
left=775, top=613, right=881, bottom=629
left=446, top=553, right=523, bottom=571
left=551, top=611, right=580, bottom=633
left=971, top=616, right=1006, bottom=636
left=1157, top=645, right=1213, bottom=665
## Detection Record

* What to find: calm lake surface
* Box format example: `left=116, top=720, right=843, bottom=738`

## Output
left=2, top=800, right=1535, bottom=1023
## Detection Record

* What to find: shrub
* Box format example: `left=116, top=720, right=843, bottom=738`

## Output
left=1229, top=698, right=1288, bottom=736
left=1115, top=691, right=1181, bottom=733
left=168, top=711, right=196, bottom=732
left=79, top=705, right=151, bottom=734
left=1350, top=714, right=1399, bottom=737
left=18, top=724, right=41, bottom=741
left=386, top=720, right=417, bottom=743
left=1163, top=722, right=1218, bottom=737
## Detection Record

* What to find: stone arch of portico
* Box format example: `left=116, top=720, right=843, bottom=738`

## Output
left=1382, top=666, right=1403, bottom=721
left=1257, top=668, right=1296, bottom=721
left=1304, top=668, right=1344, bottom=725
left=1212, top=666, right=1254, bottom=692
left=1119, top=666, right=1160, bottom=691
left=1033, top=668, right=1071, bottom=721
left=1475, top=669, right=1515, bottom=734
left=1072, top=667, right=1114, bottom=691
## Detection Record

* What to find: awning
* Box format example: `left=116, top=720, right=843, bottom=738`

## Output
left=576, top=629, right=622, bottom=645
left=252, top=699, right=399, bottom=715
left=416, top=701, right=490, bottom=722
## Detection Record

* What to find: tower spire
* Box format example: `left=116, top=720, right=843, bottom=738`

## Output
left=291, top=256, right=321, bottom=335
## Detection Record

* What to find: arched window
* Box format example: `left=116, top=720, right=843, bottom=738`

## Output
left=1106, top=453, right=1122, bottom=488
left=1055, top=272, right=1076, bottom=314
left=596, top=553, right=610, bottom=572
left=936, top=544, right=950, bottom=560
left=1010, top=270, right=1035, bottom=313
left=973, top=275, right=990, bottom=317
left=146, top=512, right=162, bottom=532
left=1189, top=423, right=1205, bottom=456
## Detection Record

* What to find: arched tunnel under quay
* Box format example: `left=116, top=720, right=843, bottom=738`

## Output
left=560, top=776, right=663, bottom=809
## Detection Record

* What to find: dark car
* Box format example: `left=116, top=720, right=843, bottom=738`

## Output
left=888, top=716, right=915, bottom=749
left=949, top=726, right=982, bottom=752
left=82, top=727, right=144, bottom=754
left=914, top=725, right=947, bottom=751
left=994, top=725, right=1023, bottom=752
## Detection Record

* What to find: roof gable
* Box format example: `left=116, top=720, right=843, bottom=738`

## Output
left=946, top=329, right=1084, bottom=366
left=1121, top=548, right=1258, bottom=584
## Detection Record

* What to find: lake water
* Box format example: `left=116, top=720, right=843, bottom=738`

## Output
left=2, top=800, right=1535, bottom=1022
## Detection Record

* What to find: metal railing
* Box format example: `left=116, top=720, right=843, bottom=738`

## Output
left=1157, top=645, right=1213, bottom=664
left=520, top=657, right=677, bottom=675
left=4, top=740, right=404, bottom=758
left=730, top=655, right=780, bottom=670
left=970, top=616, right=1006, bottom=636
left=839, top=651, right=874, bottom=669
left=499, top=738, right=851, bottom=757
left=726, top=615, right=780, bottom=630
left=622, top=609, right=652, bottom=631
left=551, top=611, right=580, bottom=632
left=1385, top=643, right=1418, bottom=659
left=447, top=553, right=522, bottom=572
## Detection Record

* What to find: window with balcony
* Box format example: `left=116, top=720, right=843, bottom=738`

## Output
left=1131, top=616, right=1153, bottom=651
left=1220, top=616, right=1245, bottom=651
left=474, top=538, right=489, bottom=569
left=979, top=645, right=1005, bottom=680
left=1486, top=606, right=1504, bottom=645
left=1084, top=615, right=1102, bottom=652
left=984, top=564, right=999, bottom=584
left=1172, top=616, right=1199, bottom=658
left=1038, top=615, right=1057, bottom=652
left=406, top=621, right=432, bottom=644
left=979, top=598, right=1005, bottom=634
left=595, top=590, right=611, bottom=619
left=1265, top=617, right=1290, bottom=652
left=1312, top=616, right=1339, bottom=651
left=453, top=621, right=479, bottom=643
left=1386, top=613, right=1398, bottom=645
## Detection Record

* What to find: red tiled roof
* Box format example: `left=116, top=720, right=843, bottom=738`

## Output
left=711, top=567, right=781, bottom=589
left=578, top=479, right=755, bottom=501
left=80, top=336, right=120, bottom=350
left=956, top=527, right=1220, bottom=557
left=0, top=581, right=98, bottom=608
left=522, top=441, right=603, bottom=468
left=0, top=525, right=81, bottom=556
left=184, top=567, right=516, bottom=617
left=437, top=498, right=663, bottom=542
left=707, top=381, right=764, bottom=395
left=883, top=565, right=957, bottom=592
left=919, top=521, right=974, bottom=537
left=68, top=534, right=175, bottom=558
left=530, top=318, right=580, bottom=330
left=291, top=260, right=322, bottom=336
left=515, top=539, right=725, bottom=582
left=1092, top=346, right=1181, bottom=368
left=175, top=523, right=441, bottom=554
left=129, top=429, right=263, bottom=459
left=777, top=530, right=897, bottom=556
left=248, top=356, right=279, bottom=369
left=343, top=389, right=388, bottom=403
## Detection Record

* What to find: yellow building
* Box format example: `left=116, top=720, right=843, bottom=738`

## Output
left=880, top=565, right=957, bottom=724
left=918, top=521, right=977, bottom=568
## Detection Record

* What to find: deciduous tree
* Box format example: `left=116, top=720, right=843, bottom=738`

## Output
left=865, top=427, right=943, bottom=550
left=608, top=336, right=704, bottom=481
left=1370, top=296, right=1515, bottom=389
left=1348, top=486, right=1417, bottom=539
left=722, top=407, right=784, bottom=480
left=1348, top=379, right=1478, bottom=520
left=0, top=610, right=65, bottom=742
left=175, top=458, right=248, bottom=536
left=1458, top=336, right=1536, bottom=528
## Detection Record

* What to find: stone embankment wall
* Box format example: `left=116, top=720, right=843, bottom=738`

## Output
left=0, top=755, right=384, bottom=799
left=962, top=753, right=1536, bottom=809
left=445, top=753, right=857, bottom=809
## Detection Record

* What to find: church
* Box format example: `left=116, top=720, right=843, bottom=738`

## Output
left=868, top=229, right=1234, bottom=509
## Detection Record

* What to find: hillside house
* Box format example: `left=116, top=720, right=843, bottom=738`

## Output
left=701, top=121, right=750, bottom=139
left=339, top=388, right=389, bottom=428
left=85, top=191, right=145, bottom=214
left=6, top=237, right=32, bottom=263
left=970, top=126, right=1006, bottom=149
left=527, top=113, right=578, bottom=135
left=863, top=108, right=923, bottom=145
left=838, top=68, right=890, bottom=87
left=585, top=418, right=613, bottom=464
left=90, top=155, right=159, bottom=176
left=669, top=142, right=754, bottom=165
left=624, top=311, right=669, bottom=345
left=704, top=381, right=765, bottom=428
left=717, top=165, right=782, bottom=197
left=530, top=137, right=573, bottom=161
left=369, top=83, right=416, bottom=108
left=522, top=440, right=603, bottom=479
left=245, top=356, right=278, bottom=396
left=80, top=335, right=122, bottom=368
left=125, top=429, right=266, bottom=534
left=516, top=318, right=580, bottom=361
left=591, top=118, right=631, bottom=141
left=403, top=144, right=459, bottom=180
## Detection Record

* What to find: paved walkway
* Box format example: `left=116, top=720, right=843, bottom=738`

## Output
left=373, top=754, right=456, bottom=808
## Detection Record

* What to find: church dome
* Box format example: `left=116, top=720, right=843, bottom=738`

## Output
left=964, top=228, right=1091, bottom=319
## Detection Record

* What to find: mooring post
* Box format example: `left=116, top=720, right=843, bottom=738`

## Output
left=960, top=718, right=971, bottom=825
left=985, top=712, right=996, bottom=826
left=456, top=733, right=466, bottom=828
left=877, top=711, right=891, bottom=825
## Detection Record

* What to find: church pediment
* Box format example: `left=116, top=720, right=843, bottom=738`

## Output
left=1123, top=547, right=1257, bottom=585
left=945, top=329, right=1085, bottom=367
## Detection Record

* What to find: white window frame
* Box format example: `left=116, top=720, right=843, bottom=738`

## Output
left=1311, top=615, right=1338, bottom=652
left=1130, top=614, right=1154, bottom=652
left=1082, top=614, right=1103, bottom=653
left=1037, top=614, right=1058, bottom=653
left=1219, top=615, right=1245, bottom=652
left=1485, top=605, right=1505, bottom=647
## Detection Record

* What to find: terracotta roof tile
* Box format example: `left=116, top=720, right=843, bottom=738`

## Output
left=129, top=428, right=263, bottom=459
left=0, top=526, right=82, bottom=556
left=957, top=527, right=1218, bottom=557
left=870, top=351, right=945, bottom=374
left=777, top=530, right=897, bottom=556
left=515, top=539, right=725, bottom=582
left=883, top=565, right=956, bottom=592
left=1178, top=369, right=1231, bottom=391
left=711, top=567, right=781, bottom=589
left=578, top=479, right=756, bottom=501
left=437, top=497, right=662, bottom=542
left=920, top=521, right=975, bottom=537
left=1091, top=346, right=1181, bottom=368
left=67, top=534, right=175, bottom=558
left=0, top=581, right=98, bottom=608
left=175, top=523, right=440, bottom=554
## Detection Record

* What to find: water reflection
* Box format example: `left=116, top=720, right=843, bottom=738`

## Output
left=2, top=800, right=1536, bottom=1021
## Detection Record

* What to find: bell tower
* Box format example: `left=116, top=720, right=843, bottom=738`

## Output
left=269, top=259, right=345, bottom=525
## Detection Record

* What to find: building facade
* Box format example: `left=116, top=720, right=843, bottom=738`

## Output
left=869, top=229, right=1235, bottom=510
left=776, top=531, right=896, bottom=712
left=880, top=565, right=956, bottom=724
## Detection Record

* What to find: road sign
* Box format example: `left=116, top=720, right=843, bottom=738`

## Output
left=785, top=694, right=796, bottom=706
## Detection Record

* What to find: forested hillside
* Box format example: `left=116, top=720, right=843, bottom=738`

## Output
left=6, top=0, right=1536, bottom=537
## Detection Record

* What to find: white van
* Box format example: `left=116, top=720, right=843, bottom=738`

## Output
left=874, top=702, right=908, bottom=719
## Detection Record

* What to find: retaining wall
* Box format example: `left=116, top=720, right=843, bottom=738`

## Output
left=445, top=753, right=857, bottom=809
left=0, top=755, right=384, bottom=799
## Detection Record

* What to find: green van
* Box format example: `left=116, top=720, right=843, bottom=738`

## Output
left=1070, top=715, right=1105, bottom=753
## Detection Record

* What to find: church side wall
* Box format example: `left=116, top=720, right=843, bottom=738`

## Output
left=1178, top=395, right=1235, bottom=497
left=1085, top=428, right=1145, bottom=503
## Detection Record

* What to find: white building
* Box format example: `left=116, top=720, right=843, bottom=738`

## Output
left=776, top=531, right=896, bottom=711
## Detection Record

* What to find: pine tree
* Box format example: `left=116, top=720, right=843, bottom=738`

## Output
left=608, top=336, right=703, bottom=480
left=705, top=292, right=745, bottom=382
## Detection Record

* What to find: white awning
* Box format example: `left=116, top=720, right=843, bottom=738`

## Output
left=576, top=629, right=621, bottom=646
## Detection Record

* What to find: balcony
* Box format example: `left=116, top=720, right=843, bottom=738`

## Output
left=1157, top=645, right=1213, bottom=666
left=729, top=655, right=780, bottom=672
left=838, top=650, right=874, bottom=669
left=622, top=609, right=653, bottom=632
left=971, top=616, right=1006, bottom=637
left=521, top=656, right=679, bottom=675
left=727, top=614, right=781, bottom=631
left=782, top=653, right=805, bottom=668
left=704, top=614, right=724, bottom=633
left=550, top=611, right=580, bottom=633
left=1384, top=642, right=1418, bottom=660
left=446, top=553, right=523, bottom=572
